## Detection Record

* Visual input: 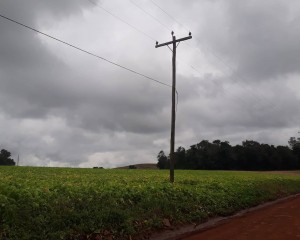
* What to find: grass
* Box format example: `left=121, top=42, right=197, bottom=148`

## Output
left=1, top=167, right=300, bottom=239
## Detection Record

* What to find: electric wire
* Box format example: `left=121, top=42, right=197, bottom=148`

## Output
left=87, top=0, right=156, bottom=42
left=85, top=0, right=181, bottom=108
left=149, top=0, right=235, bottom=72
left=128, top=0, right=203, bottom=75
left=86, top=0, right=202, bottom=79
left=86, top=0, right=203, bottom=77
left=148, top=1, right=259, bottom=84
left=148, top=0, right=277, bottom=112
left=149, top=0, right=190, bottom=32
left=0, top=13, right=171, bottom=88
left=129, top=0, right=170, bottom=31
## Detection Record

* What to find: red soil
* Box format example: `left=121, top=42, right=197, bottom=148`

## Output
left=182, top=195, right=300, bottom=240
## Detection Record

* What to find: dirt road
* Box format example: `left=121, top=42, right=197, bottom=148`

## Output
left=183, top=195, right=300, bottom=240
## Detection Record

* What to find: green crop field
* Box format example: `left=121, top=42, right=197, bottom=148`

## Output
left=1, top=167, right=300, bottom=239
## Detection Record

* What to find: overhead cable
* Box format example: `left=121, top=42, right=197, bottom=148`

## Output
left=0, top=13, right=171, bottom=88
left=87, top=0, right=156, bottom=42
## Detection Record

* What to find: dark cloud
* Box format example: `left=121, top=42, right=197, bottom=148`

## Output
left=0, top=0, right=91, bottom=23
left=0, top=0, right=300, bottom=167
left=200, top=0, right=300, bottom=81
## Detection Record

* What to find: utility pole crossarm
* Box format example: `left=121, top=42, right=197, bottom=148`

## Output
left=155, top=35, right=192, bottom=48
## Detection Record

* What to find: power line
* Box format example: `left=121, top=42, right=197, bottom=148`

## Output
left=86, top=0, right=181, bottom=108
left=148, top=1, right=279, bottom=112
left=122, top=0, right=201, bottom=74
left=148, top=1, right=222, bottom=71
left=87, top=0, right=156, bottom=42
left=0, top=13, right=171, bottom=88
left=87, top=0, right=203, bottom=76
left=147, top=1, right=254, bottom=83
left=133, top=2, right=243, bottom=82
left=129, top=0, right=170, bottom=31
left=149, top=0, right=189, bottom=32
left=148, top=0, right=240, bottom=77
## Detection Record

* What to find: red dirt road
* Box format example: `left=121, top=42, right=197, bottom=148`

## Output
left=183, top=195, right=300, bottom=240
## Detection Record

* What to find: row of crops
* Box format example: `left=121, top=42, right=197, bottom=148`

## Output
left=1, top=167, right=300, bottom=239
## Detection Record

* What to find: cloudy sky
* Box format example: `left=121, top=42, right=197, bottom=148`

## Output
left=1, top=0, right=300, bottom=168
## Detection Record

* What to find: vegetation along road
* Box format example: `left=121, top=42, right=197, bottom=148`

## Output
left=1, top=167, right=300, bottom=239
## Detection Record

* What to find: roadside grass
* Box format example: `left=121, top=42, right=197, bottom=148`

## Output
left=1, top=167, right=300, bottom=239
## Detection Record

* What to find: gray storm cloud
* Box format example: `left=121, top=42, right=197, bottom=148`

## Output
left=0, top=0, right=299, bottom=167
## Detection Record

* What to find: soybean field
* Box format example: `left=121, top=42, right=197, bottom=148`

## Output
left=1, top=167, right=300, bottom=239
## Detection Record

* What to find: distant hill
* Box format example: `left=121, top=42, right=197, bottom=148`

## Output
left=115, top=163, right=158, bottom=170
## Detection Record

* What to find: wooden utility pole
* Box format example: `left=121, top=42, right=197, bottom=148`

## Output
left=155, top=31, right=192, bottom=183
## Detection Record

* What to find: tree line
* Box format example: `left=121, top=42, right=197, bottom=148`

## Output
left=0, top=149, right=16, bottom=166
left=157, top=137, right=300, bottom=171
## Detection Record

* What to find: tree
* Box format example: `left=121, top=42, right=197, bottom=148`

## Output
left=156, top=138, right=300, bottom=171
left=157, top=150, right=169, bottom=169
left=174, top=146, right=186, bottom=169
left=277, top=146, right=298, bottom=170
left=288, top=137, right=300, bottom=168
left=218, top=141, right=235, bottom=169
left=128, top=165, right=137, bottom=169
left=288, top=137, right=300, bottom=150
left=240, top=140, right=262, bottom=170
left=0, top=149, right=15, bottom=166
